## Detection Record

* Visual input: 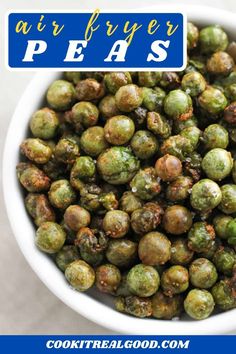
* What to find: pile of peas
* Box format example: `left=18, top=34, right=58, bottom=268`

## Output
left=17, top=23, right=236, bottom=321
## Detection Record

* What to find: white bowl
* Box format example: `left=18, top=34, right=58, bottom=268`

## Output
left=3, top=5, right=236, bottom=334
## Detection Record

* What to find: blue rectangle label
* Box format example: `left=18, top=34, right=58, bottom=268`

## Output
left=0, top=335, right=235, bottom=354
left=7, top=11, right=186, bottom=70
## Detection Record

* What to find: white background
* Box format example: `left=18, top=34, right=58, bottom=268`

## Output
left=0, top=0, right=236, bottom=334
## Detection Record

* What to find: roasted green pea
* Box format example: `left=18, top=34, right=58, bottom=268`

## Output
left=47, top=80, right=75, bottom=111
left=152, top=291, right=183, bottom=319
left=142, top=87, right=163, bottom=111
left=198, top=87, right=227, bottom=116
left=213, top=214, right=233, bottom=239
left=76, top=78, right=105, bottom=101
left=75, top=227, right=107, bottom=266
left=55, top=245, right=80, bottom=271
left=20, top=138, right=52, bottom=164
left=127, top=264, right=160, bottom=297
left=130, top=167, right=161, bottom=201
left=187, top=22, right=199, bottom=50
left=207, top=51, right=234, bottom=76
left=155, top=154, right=182, bottom=182
left=70, top=156, right=95, bottom=190
left=54, top=138, right=79, bottom=164
left=180, top=127, right=201, bottom=149
left=138, top=72, right=162, bottom=87
left=103, top=210, right=130, bottom=238
left=98, top=95, right=120, bottom=119
left=160, top=135, right=193, bottom=161
left=115, top=84, right=143, bottom=112
left=48, top=179, right=76, bottom=209
left=218, top=184, right=236, bottom=214
left=80, top=126, right=109, bottom=157
left=188, top=222, right=215, bottom=253
left=199, top=25, right=228, bottom=54
left=25, top=193, right=55, bottom=226
left=64, top=205, right=91, bottom=231
left=30, top=108, right=59, bottom=139
left=96, top=264, right=121, bottom=294
left=224, top=84, right=236, bottom=101
left=160, top=72, right=180, bottom=90
left=166, top=176, right=193, bottom=202
left=104, top=115, right=135, bottom=145
left=224, top=102, right=236, bottom=125
left=203, top=124, right=229, bottom=150
left=99, top=192, right=118, bottom=211
left=170, top=238, right=194, bottom=266
left=115, top=296, right=152, bottom=318
left=147, top=112, right=171, bottom=139
left=138, top=231, right=171, bottom=266
left=97, top=146, right=140, bottom=185
left=71, top=101, right=99, bottom=127
left=79, top=184, right=101, bottom=212
left=64, top=72, right=81, bottom=84
left=213, top=247, right=236, bottom=276
left=173, top=115, right=198, bottom=134
left=184, top=289, right=215, bottom=320
left=164, top=90, right=193, bottom=121
left=106, top=239, right=138, bottom=268
left=131, top=130, right=158, bottom=160
left=65, top=259, right=95, bottom=291
left=202, top=148, right=233, bottom=181
left=16, top=163, right=51, bottom=192
left=226, top=218, right=236, bottom=246
left=119, top=191, right=142, bottom=214
left=162, top=205, right=193, bottom=235
left=35, top=221, right=66, bottom=253
left=161, top=265, right=189, bottom=296
left=189, top=258, right=218, bottom=289
left=131, top=202, right=163, bottom=235
left=212, top=279, right=236, bottom=310
left=190, top=179, right=222, bottom=212
left=181, top=72, right=206, bottom=97
left=104, top=72, right=132, bottom=94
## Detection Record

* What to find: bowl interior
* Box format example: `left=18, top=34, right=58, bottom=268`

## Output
left=3, top=5, right=236, bottom=334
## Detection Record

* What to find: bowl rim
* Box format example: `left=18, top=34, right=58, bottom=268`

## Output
left=3, top=4, right=236, bottom=334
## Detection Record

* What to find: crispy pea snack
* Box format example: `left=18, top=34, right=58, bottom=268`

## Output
left=17, top=23, right=236, bottom=321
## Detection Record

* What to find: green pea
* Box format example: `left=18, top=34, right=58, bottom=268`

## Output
left=184, top=289, right=215, bottom=320
left=190, top=179, right=222, bottom=212
left=188, top=222, right=216, bottom=253
left=203, top=124, right=229, bottom=150
left=65, top=260, right=95, bottom=291
left=161, top=265, right=189, bottom=296
left=127, top=264, right=160, bottom=297
left=152, top=291, right=183, bottom=319
left=47, top=80, right=75, bottom=111
left=189, top=258, right=218, bottom=289
left=35, top=222, right=66, bottom=254
left=218, top=184, right=236, bottom=214
left=164, top=89, right=193, bottom=121
left=199, top=25, right=228, bottom=54
left=104, top=115, right=135, bottom=145
left=30, top=108, right=59, bottom=139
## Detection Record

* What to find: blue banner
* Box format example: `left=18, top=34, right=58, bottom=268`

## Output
left=0, top=335, right=234, bottom=354
left=7, top=11, right=185, bottom=70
